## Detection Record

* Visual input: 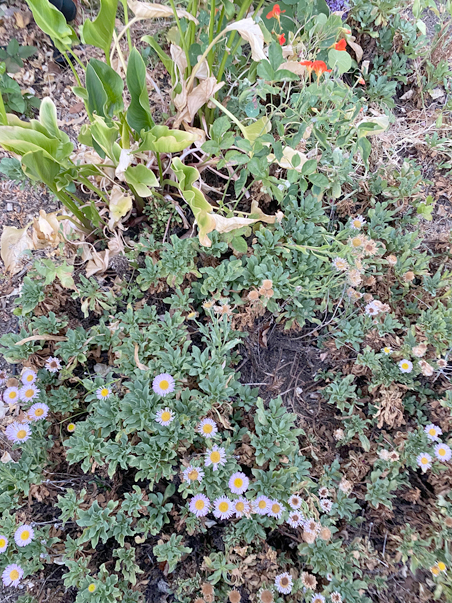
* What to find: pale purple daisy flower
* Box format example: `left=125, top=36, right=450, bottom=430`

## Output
left=228, top=471, right=249, bottom=495
left=204, top=445, right=226, bottom=470
left=350, top=215, right=365, bottom=229
left=96, top=386, right=111, bottom=400
left=424, top=424, right=442, bottom=441
left=27, top=403, right=49, bottom=421
left=19, top=384, right=40, bottom=402
left=268, top=500, right=283, bottom=519
left=182, top=465, right=204, bottom=483
left=5, top=422, right=31, bottom=444
left=399, top=359, right=413, bottom=373
left=0, top=370, right=7, bottom=385
left=2, top=564, right=23, bottom=587
left=417, top=452, right=432, bottom=471
left=213, top=496, right=234, bottom=520
left=14, top=525, right=34, bottom=547
left=320, top=499, right=333, bottom=513
left=304, top=519, right=321, bottom=534
left=253, top=495, right=271, bottom=515
left=288, top=494, right=302, bottom=509
left=232, top=497, right=251, bottom=518
left=45, top=357, right=61, bottom=373
left=155, top=408, right=174, bottom=426
left=275, top=573, right=293, bottom=594
left=3, top=387, right=19, bottom=405
left=198, top=417, right=218, bottom=438
left=318, top=487, right=329, bottom=498
left=152, top=373, right=175, bottom=396
left=189, top=494, right=210, bottom=517
left=0, top=535, right=8, bottom=553
left=312, top=595, right=325, bottom=603
left=286, top=511, right=304, bottom=528
left=21, top=369, right=37, bottom=385
left=434, top=443, right=451, bottom=462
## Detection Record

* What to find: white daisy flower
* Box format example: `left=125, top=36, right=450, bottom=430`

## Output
left=382, top=346, right=392, bottom=355
left=434, top=443, right=451, bottom=462
left=228, top=472, right=249, bottom=495
left=424, top=424, right=442, bottom=442
left=5, top=422, right=31, bottom=444
left=27, top=403, right=49, bottom=421
left=320, top=499, right=333, bottom=513
left=96, top=386, right=111, bottom=400
left=0, top=535, right=8, bottom=553
left=14, top=525, right=34, bottom=547
left=183, top=465, right=204, bottom=483
left=253, top=496, right=271, bottom=515
left=331, top=593, right=343, bottom=603
left=189, top=494, right=210, bottom=517
left=198, top=418, right=218, bottom=438
left=312, top=595, right=325, bottom=603
left=45, top=357, right=61, bottom=373
left=268, top=500, right=283, bottom=519
left=332, top=257, right=349, bottom=272
left=274, top=573, right=293, bottom=594
left=350, top=215, right=365, bottom=229
left=417, top=452, right=432, bottom=471
left=155, top=408, right=174, bottom=426
left=213, top=496, right=234, bottom=519
left=67, top=423, right=76, bottom=433
left=288, top=494, right=302, bottom=509
left=399, top=359, right=413, bottom=373
left=152, top=373, right=175, bottom=396
left=2, top=563, right=23, bottom=587
left=3, top=387, right=19, bottom=405
left=19, top=384, right=40, bottom=402
left=318, top=487, right=329, bottom=498
left=287, top=511, right=304, bottom=528
left=204, top=445, right=226, bottom=471
left=232, top=497, right=251, bottom=518
left=365, top=301, right=380, bottom=317
left=21, top=369, right=37, bottom=385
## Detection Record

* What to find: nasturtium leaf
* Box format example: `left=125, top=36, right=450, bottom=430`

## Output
left=328, top=48, right=352, bottom=75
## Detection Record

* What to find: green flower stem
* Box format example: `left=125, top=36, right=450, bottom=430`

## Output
left=61, top=51, right=82, bottom=87
left=169, top=0, right=190, bottom=68
left=207, top=95, right=248, bottom=138
left=208, top=0, right=217, bottom=68
left=0, top=89, right=7, bottom=125
left=120, top=0, right=133, bottom=54
left=156, top=152, right=164, bottom=186
left=52, top=188, right=91, bottom=231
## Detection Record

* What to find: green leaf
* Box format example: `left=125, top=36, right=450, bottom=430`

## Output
left=21, top=149, right=61, bottom=186
left=301, top=158, right=317, bottom=175
left=86, top=59, right=124, bottom=118
left=242, top=116, right=271, bottom=145
left=308, top=172, right=329, bottom=188
left=126, top=48, right=155, bottom=132
left=268, top=41, right=283, bottom=71
left=125, top=164, right=159, bottom=197
left=0, top=126, right=62, bottom=161
left=328, top=48, right=352, bottom=75
left=25, top=0, right=78, bottom=51
left=82, top=0, right=118, bottom=58
left=138, top=125, right=197, bottom=153
left=211, top=116, right=231, bottom=141
left=358, top=137, right=371, bottom=166
left=257, top=60, right=275, bottom=81
left=89, top=116, right=121, bottom=162
left=230, top=236, right=248, bottom=254
left=141, top=36, right=175, bottom=84
left=39, top=98, right=70, bottom=146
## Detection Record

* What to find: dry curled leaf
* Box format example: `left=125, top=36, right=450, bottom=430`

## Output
left=32, top=210, right=62, bottom=249
left=127, top=0, right=198, bottom=23
left=224, top=18, right=266, bottom=62
left=1, top=225, right=34, bottom=275
left=108, top=185, right=133, bottom=230
left=174, top=77, right=225, bottom=127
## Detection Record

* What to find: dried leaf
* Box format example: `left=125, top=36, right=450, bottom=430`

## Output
left=347, top=36, right=363, bottom=62
left=224, top=18, right=266, bottom=62
left=1, top=451, right=13, bottom=463
left=175, top=77, right=224, bottom=127
left=280, top=60, right=307, bottom=75
left=32, top=210, right=62, bottom=249
left=15, top=334, right=68, bottom=346
left=108, top=185, right=133, bottom=230
left=170, top=44, right=187, bottom=80
left=134, top=343, right=148, bottom=370
left=182, top=124, right=206, bottom=148
left=1, top=225, right=34, bottom=275
left=267, top=147, right=307, bottom=172
left=115, top=148, right=135, bottom=181
left=15, top=9, right=32, bottom=28
left=86, top=250, right=110, bottom=277
left=127, top=0, right=198, bottom=23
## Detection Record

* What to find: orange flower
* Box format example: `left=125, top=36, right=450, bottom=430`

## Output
left=358, top=77, right=365, bottom=85
left=312, top=60, right=331, bottom=76
left=334, top=39, right=346, bottom=51
left=300, top=60, right=314, bottom=74
left=266, top=4, right=285, bottom=19
left=278, top=33, right=286, bottom=45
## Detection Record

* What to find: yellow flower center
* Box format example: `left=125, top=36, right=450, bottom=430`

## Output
left=68, top=423, right=75, bottom=432
left=35, top=408, right=44, bottom=417
left=384, top=348, right=390, bottom=353
left=161, top=411, right=171, bottom=422
left=219, top=502, right=229, bottom=513
left=188, top=469, right=198, bottom=480
left=421, top=457, right=429, bottom=465
left=203, top=423, right=213, bottom=434
left=438, top=562, right=446, bottom=572
left=429, top=428, right=437, bottom=436
left=159, top=380, right=169, bottom=390
left=101, top=388, right=109, bottom=397
left=431, top=566, right=440, bottom=575
left=8, top=391, right=17, bottom=399
left=20, top=531, right=30, bottom=541
left=438, top=448, right=446, bottom=457
left=353, top=220, right=361, bottom=228
left=25, top=389, right=34, bottom=398
left=352, top=237, right=362, bottom=247
left=234, top=478, right=243, bottom=488
left=272, top=504, right=281, bottom=514
left=26, top=374, right=34, bottom=382
left=258, top=500, right=267, bottom=509
left=10, top=570, right=19, bottom=581
left=0, top=538, right=5, bottom=548
left=88, top=583, right=96, bottom=592
left=210, top=451, right=221, bottom=463
left=235, top=502, right=245, bottom=512
left=17, top=430, right=27, bottom=440
left=195, top=499, right=205, bottom=510
left=401, top=363, right=409, bottom=370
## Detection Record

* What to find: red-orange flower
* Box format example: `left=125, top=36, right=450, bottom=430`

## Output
left=334, top=39, right=347, bottom=51
left=266, top=4, right=285, bottom=19
left=300, top=60, right=314, bottom=74
left=278, top=33, right=286, bottom=45
left=312, top=60, right=331, bottom=76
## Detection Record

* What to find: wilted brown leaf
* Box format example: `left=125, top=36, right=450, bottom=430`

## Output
left=127, top=0, right=198, bottom=22
left=1, top=225, right=34, bottom=274
left=224, top=18, right=266, bottom=62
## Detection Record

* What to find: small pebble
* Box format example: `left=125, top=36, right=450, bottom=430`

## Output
left=6, top=203, right=13, bottom=211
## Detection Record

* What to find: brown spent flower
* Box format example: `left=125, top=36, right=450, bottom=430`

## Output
left=202, top=583, right=214, bottom=597
left=339, top=478, right=353, bottom=494
left=263, top=288, right=274, bottom=298
left=301, top=572, right=317, bottom=590
left=444, top=516, right=452, bottom=528
left=319, top=526, right=332, bottom=541
left=262, top=279, right=273, bottom=290
left=303, top=530, right=317, bottom=543
left=419, top=359, right=434, bottom=376
left=228, top=590, right=241, bottom=603
left=437, top=358, right=447, bottom=368
left=259, top=589, right=275, bottom=603
left=363, top=239, right=378, bottom=256
left=247, top=290, right=260, bottom=301
left=386, top=254, right=397, bottom=265
left=204, top=595, right=214, bottom=603
left=412, top=344, right=427, bottom=358
left=194, top=599, right=205, bottom=603
left=403, top=271, right=415, bottom=282
left=363, top=293, right=373, bottom=303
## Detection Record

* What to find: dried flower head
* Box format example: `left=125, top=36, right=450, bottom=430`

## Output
left=320, top=499, right=333, bottom=513
left=419, top=360, right=434, bottom=376
left=205, top=445, right=226, bottom=470
left=303, top=530, right=317, bottom=543
left=349, top=234, right=365, bottom=249
left=434, top=443, right=451, bottom=462
left=155, top=408, right=174, bottom=426
left=339, top=478, right=353, bottom=494
left=417, top=452, right=432, bottom=471
left=198, top=418, right=218, bottom=438
left=189, top=494, right=210, bottom=517
left=388, top=451, right=400, bottom=462
left=274, top=573, right=293, bottom=594
left=437, top=358, right=447, bottom=368
left=431, top=565, right=440, bottom=576
left=319, top=526, right=332, bottom=541
left=412, top=344, right=427, bottom=358
left=386, top=254, right=397, bottom=266
left=347, top=287, right=363, bottom=301
left=301, top=572, right=317, bottom=590
left=202, top=583, right=214, bottom=597
left=332, top=257, right=349, bottom=272
left=248, top=290, right=260, bottom=301
left=318, top=487, right=329, bottom=498
left=331, top=593, right=343, bottom=603
left=403, top=271, right=415, bottom=282
left=333, top=428, right=345, bottom=440
left=228, top=472, right=249, bottom=495
left=45, top=357, right=61, bottom=373
left=363, top=239, right=378, bottom=256
left=194, top=599, right=205, bottom=603
left=152, top=373, right=175, bottom=396
left=228, top=590, right=241, bottom=603
left=444, top=516, right=452, bottom=528
left=262, top=279, right=273, bottom=290
left=258, top=588, right=275, bottom=603
left=0, top=370, right=7, bottom=385
left=183, top=465, right=204, bottom=483
left=347, top=269, right=362, bottom=287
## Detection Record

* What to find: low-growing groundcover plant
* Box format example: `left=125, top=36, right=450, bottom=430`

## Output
left=1, top=0, right=452, bottom=601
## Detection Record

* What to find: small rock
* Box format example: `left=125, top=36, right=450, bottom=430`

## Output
left=6, top=203, right=13, bottom=211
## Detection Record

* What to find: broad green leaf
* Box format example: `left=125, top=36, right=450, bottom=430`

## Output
left=328, top=48, right=352, bottom=75
left=257, top=60, right=275, bottom=81
left=90, top=116, right=121, bottom=162
left=230, top=236, right=248, bottom=254
left=308, top=172, right=329, bottom=188
left=87, top=59, right=124, bottom=117
left=25, top=0, right=78, bottom=51
left=242, top=116, right=271, bottom=145
left=126, top=48, right=155, bottom=132
left=137, top=125, right=196, bottom=154
left=39, top=98, right=71, bottom=147
left=125, top=164, right=159, bottom=197
left=0, top=126, right=62, bottom=161
left=141, top=35, right=175, bottom=82
left=21, top=149, right=61, bottom=186
left=301, top=158, right=317, bottom=176
left=268, top=41, right=283, bottom=71
left=82, top=0, right=118, bottom=58
left=86, top=64, right=108, bottom=118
